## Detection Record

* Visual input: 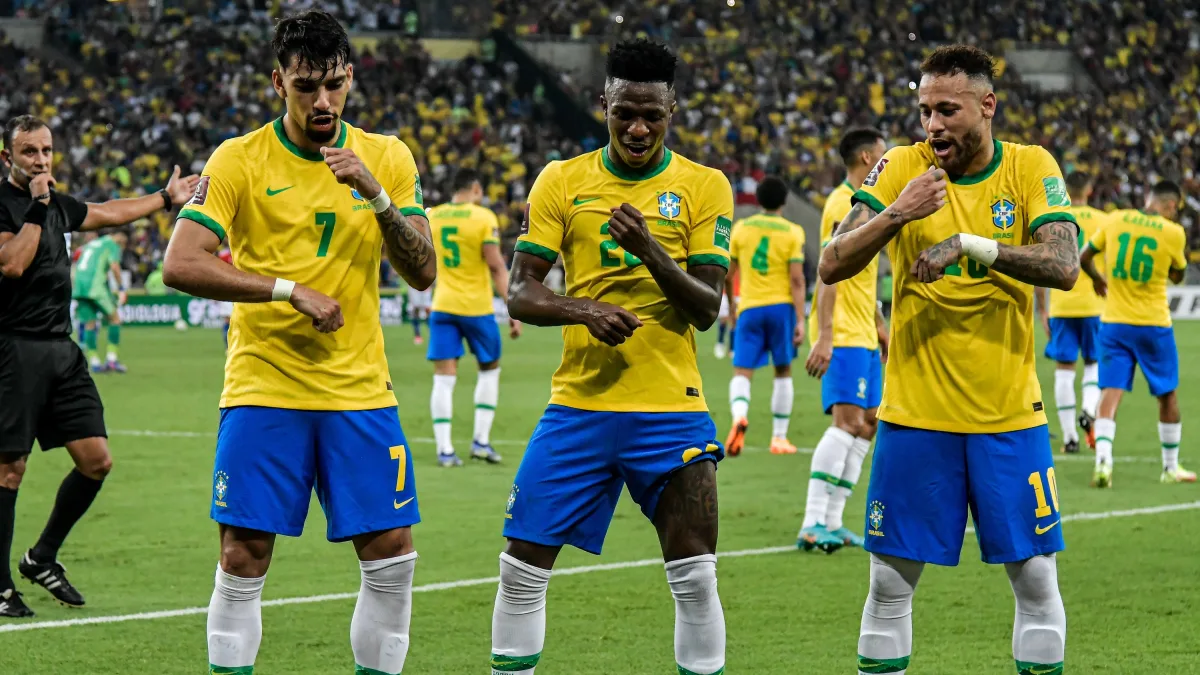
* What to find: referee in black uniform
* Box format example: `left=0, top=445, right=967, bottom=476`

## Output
left=0, top=115, right=199, bottom=618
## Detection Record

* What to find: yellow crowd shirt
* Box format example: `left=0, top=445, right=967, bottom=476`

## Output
left=1087, top=209, right=1187, bottom=327
left=179, top=118, right=425, bottom=411
left=728, top=212, right=804, bottom=312
left=1048, top=204, right=1109, bottom=318
left=809, top=181, right=880, bottom=349
left=515, top=147, right=733, bottom=412
left=428, top=202, right=501, bottom=316
left=853, top=140, right=1077, bottom=433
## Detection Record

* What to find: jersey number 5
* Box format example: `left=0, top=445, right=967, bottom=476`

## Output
left=315, top=212, right=336, bottom=257
left=441, top=227, right=461, bottom=268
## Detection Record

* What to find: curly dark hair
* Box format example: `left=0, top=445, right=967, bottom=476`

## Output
left=272, top=10, right=351, bottom=76
left=606, top=38, right=676, bottom=85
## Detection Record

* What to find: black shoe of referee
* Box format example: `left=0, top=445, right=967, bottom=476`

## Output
left=19, top=552, right=85, bottom=608
left=0, top=587, right=35, bottom=618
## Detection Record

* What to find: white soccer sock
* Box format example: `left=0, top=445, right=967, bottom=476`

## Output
left=491, top=552, right=550, bottom=674
left=1159, top=422, right=1182, bottom=472
left=1094, top=417, right=1116, bottom=466
left=827, top=436, right=871, bottom=532
left=206, top=563, right=265, bottom=670
left=351, top=552, right=417, bottom=675
left=666, top=554, right=725, bottom=675
left=729, top=375, right=751, bottom=421
left=1005, top=554, right=1066, bottom=669
left=431, top=374, right=456, bottom=455
left=801, top=426, right=854, bottom=530
left=1053, top=370, right=1078, bottom=444
left=771, top=377, right=794, bottom=439
left=858, top=554, right=922, bottom=675
left=474, top=368, right=501, bottom=445
left=1081, top=363, right=1100, bottom=418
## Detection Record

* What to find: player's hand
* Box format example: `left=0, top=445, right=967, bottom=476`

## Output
left=509, top=317, right=522, bottom=339
left=878, top=326, right=890, bottom=364
left=118, top=290, right=128, bottom=306
left=805, top=336, right=833, bottom=378
left=581, top=300, right=643, bottom=346
left=890, top=166, right=947, bottom=224
left=289, top=284, right=344, bottom=333
left=911, top=234, right=962, bottom=283
left=164, top=165, right=202, bottom=205
left=321, top=147, right=383, bottom=201
left=28, top=172, right=56, bottom=204
left=1092, top=275, right=1108, bottom=298
left=793, top=322, right=806, bottom=348
left=606, top=204, right=658, bottom=261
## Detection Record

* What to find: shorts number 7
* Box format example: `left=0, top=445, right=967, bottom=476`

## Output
left=389, top=445, right=407, bottom=492
left=1027, top=468, right=1059, bottom=518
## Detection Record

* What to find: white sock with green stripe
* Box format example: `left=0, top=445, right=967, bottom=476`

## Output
left=667, top=554, right=725, bottom=675
left=1081, top=363, right=1100, bottom=418
left=771, top=377, right=793, bottom=438
left=351, top=552, right=417, bottom=675
left=474, top=368, right=500, bottom=445
left=1094, top=417, right=1115, bottom=466
left=206, top=564, right=264, bottom=674
left=827, top=436, right=871, bottom=531
left=1053, top=370, right=1078, bottom=444
left=729, top=375, right=750, bottom=420
left=491, top=553, right=550, bottom=674
left=1007, top=554, right=1066, bottom=675
left=431, top=374, right=456, bottom=455
left=858, top=554, right=921, bottom=674
left=802, top=427, right=853, bottom=529
left=1159, top=421, right=1182, bottom=471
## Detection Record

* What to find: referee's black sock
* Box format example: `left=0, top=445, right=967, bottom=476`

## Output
left=0, top=486, right=17, bottom=589
left=29, top=470, right=105, bottom=564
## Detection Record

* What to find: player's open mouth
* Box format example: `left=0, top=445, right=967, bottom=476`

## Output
left=311, top=115, right=336, bottom=131
left=931, top=138, right=954, bottom=159
left=623, top=143, right=651, bottom=159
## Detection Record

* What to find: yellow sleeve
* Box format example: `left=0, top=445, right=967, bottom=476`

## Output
left=1170, top=225, right=1188, bottom=271
left=513, top=162, right=565, bottom=262
left=482, top=209, right=501, bottom=246
left=1022, top=146, right=1079, bottom=242
left=790, top=225, right=806, bottom=263
left=385, top=138, right=426, bottom=218
left=819, top=193, right=850, bottom=246
left=1087, top=222, right=1107, bottom=253
left=853, top=146, right=913, bottom=214
left=177, top=140, right=244, bottom=243
left=686, top=170, right=733, bottom=269
left=728, top=220, right=744, bottom=262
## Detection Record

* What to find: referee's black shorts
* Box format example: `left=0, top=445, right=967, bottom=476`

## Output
left=0, top=335, right=107, bottom=456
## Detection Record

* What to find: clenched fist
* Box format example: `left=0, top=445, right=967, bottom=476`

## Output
left=889, top=166, right=947, bottom=223
left=321, top=147, right=383, bottom=201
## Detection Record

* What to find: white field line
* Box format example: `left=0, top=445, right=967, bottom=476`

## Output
left=3, top=500, right=1198, bottom=634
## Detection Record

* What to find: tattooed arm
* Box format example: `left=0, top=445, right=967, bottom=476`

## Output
left=913, top=221, right=1081, bottom=289
left=377, top=207, right=437, bottom=290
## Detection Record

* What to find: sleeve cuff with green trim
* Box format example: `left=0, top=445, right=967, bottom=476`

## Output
left=851, top=190, right=888, bottom=215
left=1029, top=212, right=1081, bottom=246
left=514, top=240, right=559, bottom=262
left=789, top=257, right=805, bottom=264
left=399, top=206, right=427, bottom=218
left=687, top=253, right=730, bottom=269
left=178, top=208, right=226, bottom=242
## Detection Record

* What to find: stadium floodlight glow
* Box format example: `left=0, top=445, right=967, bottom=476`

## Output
left=614, top=14, right=624, bottom=23
left=909, top=81, right=917, bottom=90
left=727, top=0, right=736, bottom=6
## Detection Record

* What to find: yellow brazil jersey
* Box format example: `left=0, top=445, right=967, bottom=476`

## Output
left=515, top=147, right=733, bottom=413
left=1087, top=209, right=1187, bottom=327
left=428, top=202, right=501, bottom=316
left=809, top=181, right=880, bottom=349
left=179, top=118, right=425, bottom=411
left=1048, top=205, right=1109, bottom=318
left=729, top=212, right=804, bottom=312
left=854, top=140, right=1077, bottom=433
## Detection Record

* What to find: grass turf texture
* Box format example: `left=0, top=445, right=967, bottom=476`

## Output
left=3, top=323, right=1199, bottom=673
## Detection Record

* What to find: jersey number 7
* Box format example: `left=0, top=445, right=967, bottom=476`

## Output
left=315, top=212, right=337, bottom=258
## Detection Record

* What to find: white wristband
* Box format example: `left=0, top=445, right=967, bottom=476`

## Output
left=369, top=189, right=392, bottom=214
left=958, top=233, right=999, bottom=266
left=272, top=278, right=296, bottom=302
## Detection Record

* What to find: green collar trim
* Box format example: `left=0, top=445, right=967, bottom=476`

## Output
left=841, top=180, right=853, bottom=190
left=601, top=145, right=673, bottom=181
left=950, top=139, right=1003, bottom=185
left=273, top=117, right=346, bottom=161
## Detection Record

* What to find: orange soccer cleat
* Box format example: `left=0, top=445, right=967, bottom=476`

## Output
left=725, top=417, right=748, bottom=457
left=769, top=437, right=798, bottom=455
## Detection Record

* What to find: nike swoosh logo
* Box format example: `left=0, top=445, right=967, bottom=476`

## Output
left=573, top=196, right=601, bottom=205
left=394, top=497, right=414, bottom=509
left=1034, top=520, right=1060, bottom=535
left=266, top=186, right=293, bottom=196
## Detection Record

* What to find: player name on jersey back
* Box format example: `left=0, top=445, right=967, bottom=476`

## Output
left=1088, top=208, right=1187, bottom=328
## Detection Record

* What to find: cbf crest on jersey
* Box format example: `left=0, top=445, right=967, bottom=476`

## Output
left=867, top=500, right=885, bottom=537
left=505, top=484, right=519, bottom=519
left=991, top=198, right=1016, bottom=230
left=658, top=191, right=681, bottom=219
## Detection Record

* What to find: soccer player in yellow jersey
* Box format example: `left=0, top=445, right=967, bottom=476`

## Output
left=724, top=176, right=806, bottom=456
left=161, top=13, right=436, bottom=675
left=489, top=40, right=731, bottom=675
left=426, top=168, right=521, bottom=467
left=1034, top=171, right=1109, bottom=453
left=820, top=46, right=1077, bottom=675
left=798, top=128, right=889, bottom=553
left=1080, top=181, right=1194, bottom=488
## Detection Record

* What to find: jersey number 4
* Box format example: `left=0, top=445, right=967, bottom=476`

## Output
left=751, top=236, right=770, bottom=274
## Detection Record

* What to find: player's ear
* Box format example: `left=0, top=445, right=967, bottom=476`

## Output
left=271, top=69, right=286, bottom=100
left=980, top=90, right=997, bottom=121
left=345, top=64, right=354, bottom=90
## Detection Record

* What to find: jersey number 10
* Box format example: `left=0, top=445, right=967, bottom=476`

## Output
left=1028, top=468, right=1060, bottom=519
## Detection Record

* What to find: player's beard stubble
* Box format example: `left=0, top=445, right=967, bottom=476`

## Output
left=941, top=126, right=985, bottom=177
left=305, top=112, right=340, bottom=143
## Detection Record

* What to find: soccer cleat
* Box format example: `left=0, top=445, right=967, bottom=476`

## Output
left=471, top=441, right=503, bottom=464
left=829, top=526, right=866, bottom=548
left=797, top=524, right=844, bottom=554
left=106, top=360, right=128, bottom=374
left=1061, top=439, right=1079, bottom=454
left=725, top=417, right=748, bottom=457
left=1078, top=411, right=1096, bottom=449
left=90, top=362, right=109, bottom=374
left=1090, top=462, right=1112, bottom=489
left=19, top=552, right=85, bottom=608
left=0, top=588, right=34, bottom=618
left=412, top=335, right=424, bottom=346
left=437, top=452, right=463, bottom=467
left=769, top=437, right=797, bottom=455
left=713, top=342, right=728, bottom=360
left=1160, top=465, right=1197, bottom=484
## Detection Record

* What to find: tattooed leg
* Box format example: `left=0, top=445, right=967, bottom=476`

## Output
left=653, top=460, right=719, bottom=561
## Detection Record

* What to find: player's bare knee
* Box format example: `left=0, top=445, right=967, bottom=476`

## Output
left=655, top=462, right=719, bottom=561
left=833, top=405, right=865, bottom=437
left=219, top=528, right=274, bottom=577
left=354, top=526, right=414, bottom=561
left=433, top=359, right=457, bottom=376
left=1158, top=391, right=1180, bottom=423
left=774, top=364, right=791, bottom=378
left=862, top=409, right=880, bottom=439
left=0, top=454, right=27, bottom=489
left=65, top=437, right=112, bottom=479
left=504, top=538, right=559, bottom=570
left=479, top=359, right=500, bottom=371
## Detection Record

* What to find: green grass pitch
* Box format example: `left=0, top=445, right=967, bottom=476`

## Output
left=3, top=321, right=1199, bottom=673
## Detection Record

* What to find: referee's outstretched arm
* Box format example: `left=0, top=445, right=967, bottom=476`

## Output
left=77, top=165, right=201, bottom=231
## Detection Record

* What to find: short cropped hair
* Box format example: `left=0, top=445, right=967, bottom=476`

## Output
left=920, top=44, right=996, bottom=84
left=756, top=176, right=789, bottom=211
left=838, top=128, right=885, bottom=167
left=606, top=38, right=676, bottom=86
left=4, top=114, right=48, bottom=152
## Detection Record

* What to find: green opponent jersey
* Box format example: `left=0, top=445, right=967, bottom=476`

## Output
left=72, top=236, right=121, bottom=299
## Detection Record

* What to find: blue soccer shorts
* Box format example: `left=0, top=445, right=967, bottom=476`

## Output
left=503, top=405, right=723, bottom=555
left=863, top=421, right=1065, bottom=566
left=821, top=346, right=883, bottom=413
left=732, top=303, right=796, bottom=369
left=211, top=406, right=420, bottom=542
left=1098, top=322, right=1178, bottom=396
left=427, top=311, right=502, bottom=364
left=1044, top=316, right=1101, bottom=363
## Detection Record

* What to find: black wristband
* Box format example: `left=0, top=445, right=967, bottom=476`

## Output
left=160, top=189, right=172, bottom=211
left=23, top=200, right=48, bottom=226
